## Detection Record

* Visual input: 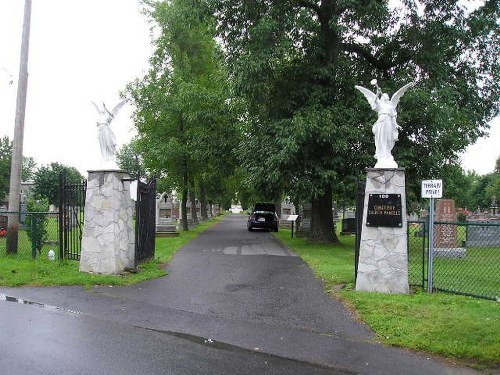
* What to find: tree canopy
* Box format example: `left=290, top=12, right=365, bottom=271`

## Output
left=32, top=162, right=83, bottom=207
left=0, top=136, right=37, bottom=202
left=127, top=0, right=240, bottom=228
left=211, top=0, right=499, bottom=242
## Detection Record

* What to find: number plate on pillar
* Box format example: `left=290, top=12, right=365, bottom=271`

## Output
left=366, top=194, right=402, bottom=227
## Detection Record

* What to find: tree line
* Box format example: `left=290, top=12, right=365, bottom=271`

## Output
left=124, top=0, right=498, bottom=242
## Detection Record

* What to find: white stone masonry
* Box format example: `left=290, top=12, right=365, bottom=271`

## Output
left=356, top=168, right=409, bottom=294
left=79, top=170, right=135, bottom=274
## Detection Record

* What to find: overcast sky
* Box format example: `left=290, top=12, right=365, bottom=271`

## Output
left=0, top=0, right=498, bottom=177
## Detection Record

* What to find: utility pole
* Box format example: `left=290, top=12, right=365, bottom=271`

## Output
left=7, top=0, right=32, bottom=254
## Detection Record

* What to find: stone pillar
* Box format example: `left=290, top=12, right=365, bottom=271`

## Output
left=356, top=168, right=409, bottom=294
left=80, top=170, right=135, bottom=274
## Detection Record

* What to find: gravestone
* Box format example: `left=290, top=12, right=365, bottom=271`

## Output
left=466, top=225, right=500, bottom=247
left=298, top=203, right=312, bottom=233
left=280, top=201, right=296, bottom=228
left=434, top=199, right=466, bottom=258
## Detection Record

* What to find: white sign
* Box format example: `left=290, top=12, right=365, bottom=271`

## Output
left=287, top=214, right=299, bottom=222
left=421, top=180, right=443, bottom=198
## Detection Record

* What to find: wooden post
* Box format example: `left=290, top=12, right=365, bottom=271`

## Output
left=7, top=0, right=32, bottom=254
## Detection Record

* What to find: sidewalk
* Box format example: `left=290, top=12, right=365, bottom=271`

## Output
left=0, top=214, right=479, bottom=374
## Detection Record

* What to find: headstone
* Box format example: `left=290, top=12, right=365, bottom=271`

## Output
left=356, top=168, right=409, bottom=294
left=80, top=170, right=135, bottom=274
left=466, top=225, right=500, bottom=247
left=434, top=199, right=466, bottom=258
left=298, top=203, right=312, bottom=232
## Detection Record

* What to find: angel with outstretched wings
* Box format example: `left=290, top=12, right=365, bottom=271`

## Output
left=91, top=99, right=128, bottom=162
left=355, top=80, right=415, bottom=168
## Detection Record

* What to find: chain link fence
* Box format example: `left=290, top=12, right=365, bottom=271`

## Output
left=408, top=220, right=500, bottom=300
left=0, top=211, right=60, bottom=259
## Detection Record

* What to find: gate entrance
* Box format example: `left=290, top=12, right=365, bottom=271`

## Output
left=135, top=179, right=157, bottom=266
left=58, top=173, right=86, bottom=260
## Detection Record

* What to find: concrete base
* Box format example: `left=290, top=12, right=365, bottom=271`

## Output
left=356, top=168, right=409, bottom=294
left=79, top=170, right=135, bottom=274
left=434, top=248, right=467, bottom=258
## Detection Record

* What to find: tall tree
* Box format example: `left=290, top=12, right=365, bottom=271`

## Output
left=32, top=163, right=83, bottom=207
left=213, top=0, right=499, bottom=243
left=127, top=0, right=239, bottom=229
left=116, top=139, right=147, bottom=180
left=0, top=136, right=37, bottom=201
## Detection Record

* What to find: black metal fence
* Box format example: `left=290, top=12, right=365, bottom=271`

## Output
left=0, top=211, right=60, bottom=259
left=59, top=174, right=87, bottom=260
left=408, top=220, right=500, bottom=300
left=135, top=179, right=157, bottom=266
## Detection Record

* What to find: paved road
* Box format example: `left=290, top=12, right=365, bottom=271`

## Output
left=0, top=214, right=478, bottom=374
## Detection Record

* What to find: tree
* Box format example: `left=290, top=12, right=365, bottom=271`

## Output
left=213, top=0, right=499, bottom=243
left=0, top=136, right=37, bottom=201
left=127, top=0, right=239, bottom=229
left=32, top=163, right=83, bottom=207
left=116, top=139, right=147, bottom=180
left=0, top=136, right=11, bottom=201
left=495, top=155, right=500, bottom=174
left=25, top=198, right=49, bottom=256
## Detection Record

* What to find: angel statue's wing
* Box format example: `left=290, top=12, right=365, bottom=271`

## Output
left=90, top=101, right=101, bottom=114
left=110, top=99, right=128, bottom=118
left=391, top=82, right=415, bottom=109
left=354, top=85, right=377, bottom=111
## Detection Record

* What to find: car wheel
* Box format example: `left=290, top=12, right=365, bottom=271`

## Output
left=248, top=226, right=253, bottom=231
left=274, top=226, right=279, bottom=232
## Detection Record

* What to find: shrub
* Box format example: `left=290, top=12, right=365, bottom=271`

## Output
left=25, top=199, right=49, bottom=256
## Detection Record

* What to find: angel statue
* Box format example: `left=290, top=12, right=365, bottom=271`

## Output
left=355, top=79, right=415, bottom=168
left=91, top=99, right=128, bottom=164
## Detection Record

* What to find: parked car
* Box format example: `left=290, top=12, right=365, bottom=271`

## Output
left=247, top=203, right=279, bottom=232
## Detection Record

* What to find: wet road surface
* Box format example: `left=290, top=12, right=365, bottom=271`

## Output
left=0, top=214, right=478, bottom=374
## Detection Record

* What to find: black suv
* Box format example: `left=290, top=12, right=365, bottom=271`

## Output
left=247, top=203, right=279, bottom=232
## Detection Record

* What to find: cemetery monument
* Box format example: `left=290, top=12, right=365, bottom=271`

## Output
left=355, top=80, right=415, bottom=294
left=79, top=99, right=136, bottom=274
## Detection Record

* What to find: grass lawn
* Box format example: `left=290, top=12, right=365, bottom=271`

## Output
left=0, top=215, right=224, bottom=288
left=275, top=229, right=500, bottom=369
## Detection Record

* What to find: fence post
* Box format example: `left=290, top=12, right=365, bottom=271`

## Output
left=427, top=198, right=435, bottom=293
left=30, top=213, right=36, bottom=259
left=58, top=172, right=64, bottom=260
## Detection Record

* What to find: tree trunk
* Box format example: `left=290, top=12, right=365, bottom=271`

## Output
left=200, top=180, right=208, bottom=221
left=309, top=186, right=339, bottom=243
left=181, top=170, right=189, bottom=231
left=189, top=180, right=199, bottom=226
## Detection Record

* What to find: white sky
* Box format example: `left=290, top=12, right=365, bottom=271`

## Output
left=0, top=1, right=498, bottom=177
left=0, top=0, right=151, bottom=176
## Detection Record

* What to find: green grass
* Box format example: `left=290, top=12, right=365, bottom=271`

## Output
left=275, top=229, right=500, bottom=368
left=0, top=215, right=224, bottom=287
left=407, top=223, right=500, bottom=299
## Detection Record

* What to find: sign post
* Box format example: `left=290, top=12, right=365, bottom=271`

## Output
left=287, top=215, right=299, bottom=238
left=421, top=179, right=443, bottom=293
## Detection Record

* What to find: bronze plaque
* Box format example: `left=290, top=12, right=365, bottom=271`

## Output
left=366, top=194, right=402, bottom=228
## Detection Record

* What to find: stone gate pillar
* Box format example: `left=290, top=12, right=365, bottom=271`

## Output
left=356, top=168, right=409, bottom=294
left=79, top=170, right=135, bottom=274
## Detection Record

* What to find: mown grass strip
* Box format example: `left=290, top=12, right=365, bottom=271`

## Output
left=0, top=215, right=224, bottom=287
left=274, top=229, right=500, bottom=368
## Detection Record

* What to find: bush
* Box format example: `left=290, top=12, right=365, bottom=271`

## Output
left=25, top=199, right=49, bottom=256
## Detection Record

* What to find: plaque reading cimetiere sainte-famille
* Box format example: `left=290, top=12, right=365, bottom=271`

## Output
left=366, top=194, right=402, bottom=228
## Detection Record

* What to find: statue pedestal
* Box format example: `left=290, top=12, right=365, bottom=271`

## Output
left=356, top=168, right=409, bottom=294
left=80, top=170, right=135, bottom=274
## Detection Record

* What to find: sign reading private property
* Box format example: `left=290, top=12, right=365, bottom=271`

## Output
left=421, top=179, right=443, bottom=198
left=366, top=194, right=403, bottom=228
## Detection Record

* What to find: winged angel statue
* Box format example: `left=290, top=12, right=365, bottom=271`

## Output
left=91, top=99, right=128, bottom=163
left=355, top=80, right=415, bottom=168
